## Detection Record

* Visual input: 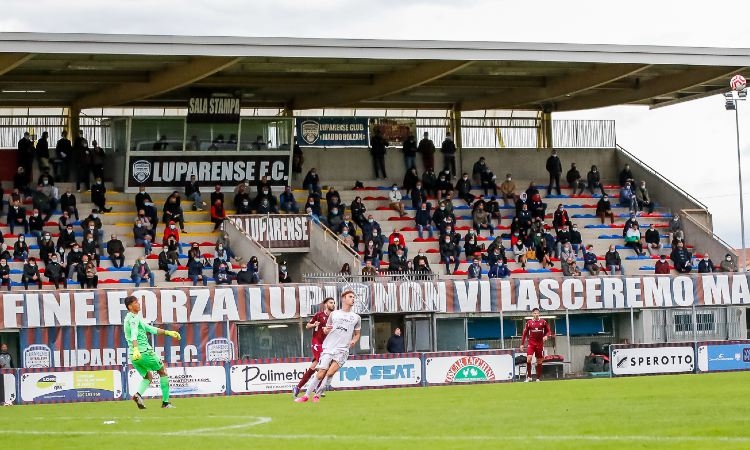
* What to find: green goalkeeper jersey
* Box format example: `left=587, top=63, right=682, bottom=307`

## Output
left=124, top=312, right=158, bottom=355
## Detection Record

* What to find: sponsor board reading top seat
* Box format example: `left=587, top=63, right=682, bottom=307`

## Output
left=2, top=275, right=750, bottom=329
left=127, top=154, right=289, bottom=188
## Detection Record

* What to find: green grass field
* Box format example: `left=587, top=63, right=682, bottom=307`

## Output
left=2, top=373, right=750, bottom=449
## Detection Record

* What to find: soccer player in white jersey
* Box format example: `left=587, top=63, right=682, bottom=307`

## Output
left=295, top=290, right=361, bottom=403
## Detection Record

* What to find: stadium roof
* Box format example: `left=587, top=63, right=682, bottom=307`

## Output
left=0, top=32, right=748, bottom=112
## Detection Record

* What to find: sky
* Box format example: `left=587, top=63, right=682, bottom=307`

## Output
left=1, top=0, right=749, bottom=246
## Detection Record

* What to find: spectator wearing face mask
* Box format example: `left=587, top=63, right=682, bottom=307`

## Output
left=596, top=194, right=615, bottom=225
left=654, top=254, right=671, bottom=274
left=697, top=253, right=715, bottom=273
left=163, top=221, right=180, bottom=246
left=720, top=253, right=738, bottom=272
left=133, top=219, right=153, bottom=256
left=131, top=257, right=155, bottom=287
left=235, top=261, right=255, bottom=284
left=488, top=260, right=511, bottom=279
left=188, top=255, right=207, bottom=286
left=254, top=186, right=279, bottom=214
left=644, top=224, right=662, bottom=256
left=38, top=232, right=56, bottom=265
left=214, top=262, right=235, bottom=285
left=440, top=234, right=460, bottom=274
left=467, top=257, right=483, bottom=280
left=66, top=243, right=83, bottom=280
left=22, top=257, right=43, bottom=290
left=498, top=174, right=516, bottom=207
left=545, top=149, right=563, bottom=196
left=158, top=246, right=178, bottom=282
left=619, top=182, right=637, bottom=214
left=388, top=184, right=407, bottom=217
left=302, top=168, right=321, bottom=195
left=91, top=177, right=112, bottom=213
left=28, top=208, right=45, bottom=246
left=81, top=232, right=101, bottom=267
left=79, top=254, right=98, bottom=288
left=45, top=253, right=66, bottom=289
left=0, top=258, right=10, bottom=291
left=566, top=163, right=586, bottom=196
left=82, top=209, right=105, bottom=254
left=635, top=181, right=655, bottom=214
left=279, top=262, right=292, bottom=283
left=13, top=234, right=29, bottom=261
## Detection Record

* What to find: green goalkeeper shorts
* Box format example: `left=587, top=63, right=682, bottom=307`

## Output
left=132, top=350, right=164, bottom=377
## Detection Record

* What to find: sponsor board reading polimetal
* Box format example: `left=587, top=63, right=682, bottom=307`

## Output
left=230, top=362, right=310, bottom=394
left=697, top=343, right=750, bottom=372
left=611, top=346, right=694, bottom=376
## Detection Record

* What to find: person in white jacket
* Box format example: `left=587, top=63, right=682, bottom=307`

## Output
left=388, top=184, right=407, bottom=217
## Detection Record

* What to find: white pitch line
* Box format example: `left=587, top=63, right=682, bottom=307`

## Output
left=2, top=429, right=748, bottom=444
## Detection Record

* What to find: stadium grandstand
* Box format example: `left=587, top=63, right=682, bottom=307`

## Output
left=0, top=33, right=748, bottom=377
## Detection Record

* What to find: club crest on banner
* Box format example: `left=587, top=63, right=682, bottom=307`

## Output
left=206, top=338, right=235, bottom=362
left=300, top=120, right=320, bottom=145
left=24, top=344, right=52, bottom=368
left=132, top=160, right=152, bottom=183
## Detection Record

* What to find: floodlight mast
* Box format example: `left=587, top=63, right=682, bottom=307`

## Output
left=725, top=82, right=747, bottom=272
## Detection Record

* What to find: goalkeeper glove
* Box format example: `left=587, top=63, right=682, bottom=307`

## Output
left=132, top=348, right=142, bottom=361
left=165, top=330, right=181, bottom=340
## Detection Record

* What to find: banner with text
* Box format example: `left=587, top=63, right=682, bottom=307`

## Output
left=295, top=117, right=369, bottom=147
left=424, top=351, right=514, bottom=385
left=127, top=153, right=289, bottom=188
left=20, top=369, right=123, bottom=403
left=19, top=322, right=234, bottom=368
left=229, top=214, right=310, bottom=249
left=611, top=344, right=695, bottom=376
left=230, top=360, right=309, bottom=394
left=697, top=341, right=750, bottom=372
left=128, top=365, right=226, bottom=398
left=369, top=118, right=417, bottom=145
left=3, top=275, right=750, bottom=329
left=187, top=94, right=241, bottom=124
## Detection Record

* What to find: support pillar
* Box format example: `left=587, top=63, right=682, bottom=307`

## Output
left=537, top=110, right=553, bottom=149
left=451, top=107, right=463, bottom=176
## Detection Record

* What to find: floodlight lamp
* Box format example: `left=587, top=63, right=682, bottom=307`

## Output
left=739, top=90, right=748, bottom=100
left=725, top=97, right=737, bottom=111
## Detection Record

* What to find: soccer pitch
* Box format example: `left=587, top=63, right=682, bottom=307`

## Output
left=1, top=372, right=749, bottom=450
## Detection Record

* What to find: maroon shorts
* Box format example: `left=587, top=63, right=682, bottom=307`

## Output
left=526, top=343, right=544, bottom=359
left=312, top=343, right=323, bottom=361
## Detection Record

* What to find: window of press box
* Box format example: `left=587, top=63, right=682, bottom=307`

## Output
left=237, top=323, right=303, bottom=359
left=239, top=118, right=293, bottom=151
left=185, top=123, right=239, bottom=151
left=130, top=118, right=185, bottom=151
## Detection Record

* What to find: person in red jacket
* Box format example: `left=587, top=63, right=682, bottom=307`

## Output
left=520, top=307, right=552, bottom=382
left=654, top=254, right=671, bottom=274
left=162, top=220, right=180, bottom=245
left=210, top=199, right=227, bottom=231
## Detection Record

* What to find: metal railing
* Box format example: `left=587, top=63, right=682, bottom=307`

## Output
left=553, top=120, right=616, bottom=148
left=616, top=144, right=709, bottom=211
left=303, top=271, right=439, bottom=283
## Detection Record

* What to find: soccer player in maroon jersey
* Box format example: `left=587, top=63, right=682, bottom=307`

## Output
left=520, top=307, right=552, bottom=382
left=293, top=297, right=336, bottom=397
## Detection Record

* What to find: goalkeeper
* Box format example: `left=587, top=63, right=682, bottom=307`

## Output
left=124, top=295, right=181, bottom=409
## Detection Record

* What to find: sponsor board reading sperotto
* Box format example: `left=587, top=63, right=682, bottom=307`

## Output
left=611, top=346, right=694, bottom=376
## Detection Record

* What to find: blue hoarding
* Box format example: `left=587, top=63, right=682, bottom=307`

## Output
left=295, top=116, right=369, bottom=147
left=698, top=342, right=750, bottom=372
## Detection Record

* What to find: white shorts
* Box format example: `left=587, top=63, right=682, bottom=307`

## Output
left=316, top=349, right=349, bottom=371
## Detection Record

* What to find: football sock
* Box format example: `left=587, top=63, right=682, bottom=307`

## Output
left=315, top=376, right=332, bottom=395
left=160, top=376, right=170, bottom=402
left=137, top=378, right=151, bottom=396
left=297, top=368, right=315, bottom=390
left=536, top=363, right=544, bottom=380
left=526, top=362, right=532, bottom=378
left=305, top=376, right=321, bottom=397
